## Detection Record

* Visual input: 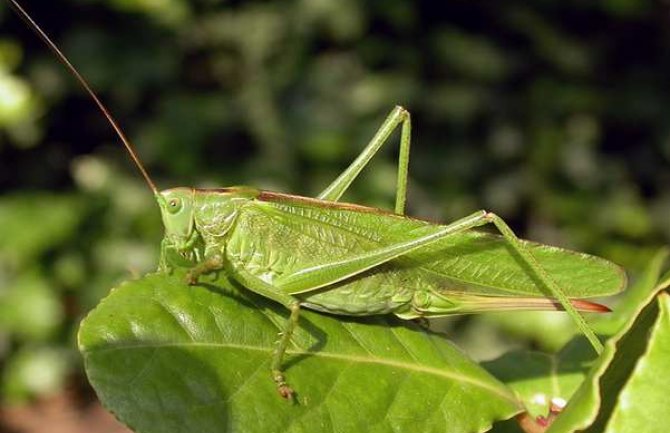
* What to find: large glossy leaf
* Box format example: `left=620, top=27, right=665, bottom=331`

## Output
left=79, top=273, right=521, bottom=433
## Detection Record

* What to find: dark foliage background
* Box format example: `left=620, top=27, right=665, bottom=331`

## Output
left=0, top=0, right=668, bottom=422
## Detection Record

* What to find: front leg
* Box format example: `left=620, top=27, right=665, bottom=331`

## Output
left=186, top=254, right=224, bottom=285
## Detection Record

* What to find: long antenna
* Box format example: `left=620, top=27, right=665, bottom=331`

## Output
left=6, top=0, right=158, bottom=194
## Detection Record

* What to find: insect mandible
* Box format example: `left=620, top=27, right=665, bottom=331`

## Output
left=7, top=0, right=626, bottom=399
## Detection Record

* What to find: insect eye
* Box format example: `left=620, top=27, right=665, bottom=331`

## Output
left=167, top=198, right=182, bottom=214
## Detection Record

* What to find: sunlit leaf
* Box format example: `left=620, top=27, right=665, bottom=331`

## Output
left=484, top=338, right=595, bottom=420
left=79, top=273, right=521, bottom=433
left=547, top=257, right=670, bottom=432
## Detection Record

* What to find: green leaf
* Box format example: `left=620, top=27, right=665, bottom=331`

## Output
left=79, top=273, right=521, bottom=433
left=603, top=292, right=670, bottom=432
left=547, top=255, right=670, bottom=432
left=483, top=338, right=595, bottom=420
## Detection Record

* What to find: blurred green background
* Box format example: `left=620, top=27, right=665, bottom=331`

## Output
left=0, top=0, right=668, bottom=426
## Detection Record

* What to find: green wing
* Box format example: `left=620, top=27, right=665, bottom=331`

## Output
left=230, top=194, right=625, bottom=299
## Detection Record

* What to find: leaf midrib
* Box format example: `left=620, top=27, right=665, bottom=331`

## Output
left=82, top=340, right=520, bottom=404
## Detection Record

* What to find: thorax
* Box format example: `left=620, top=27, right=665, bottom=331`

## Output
left=192, top=187, right=260, bottom=246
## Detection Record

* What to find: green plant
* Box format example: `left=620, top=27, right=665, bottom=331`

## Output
left=78, top=251, right=670, bottom=432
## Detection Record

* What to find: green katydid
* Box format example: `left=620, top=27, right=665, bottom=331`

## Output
left=9, top=0, right=626, bottom=400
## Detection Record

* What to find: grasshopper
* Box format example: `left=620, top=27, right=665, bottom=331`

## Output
left=8, top=0, right=626, bottom=399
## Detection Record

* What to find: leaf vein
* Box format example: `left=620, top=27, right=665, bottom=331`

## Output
left=84, top=342, right=517, bottom=402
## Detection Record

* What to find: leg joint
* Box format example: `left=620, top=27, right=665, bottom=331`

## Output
left=394, top=105, right=410, bottom=119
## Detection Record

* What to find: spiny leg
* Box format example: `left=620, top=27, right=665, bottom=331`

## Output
left=484, top=212, right=604, bottom=354
left=227, top=266, right=305, bottom=399
left=192, top=260, right=304, bottom=398
left=272, top=301, right=301, bottom=400
left=190, top=257, right=306, bottom=399
left=273, top=211, right=603, bottom=354
left=317, top=105, right=412, bottom=215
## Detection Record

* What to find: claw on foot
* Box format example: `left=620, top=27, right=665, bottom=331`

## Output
left=273, top=371, right=295, bottom=401
left=277, top=384, right=295, bottom=400
left=185, top=272, right=198, bottom=285
left=413, top=317, right=430, bottom=330
left=186, top=270, right=200, bottom=286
